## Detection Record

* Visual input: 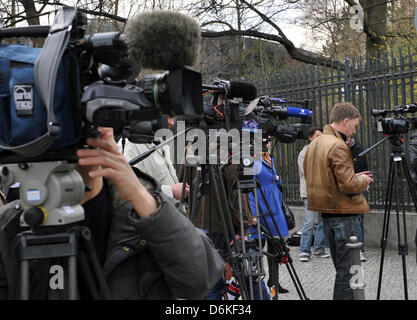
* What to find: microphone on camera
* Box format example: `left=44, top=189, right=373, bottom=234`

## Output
left=124, top=11, right=201, bottom=70
left=285, top=107, right=313, bottom=118
left=203, top=81, right=258, bottom=102
left=228, top=81, right=257, bottom=101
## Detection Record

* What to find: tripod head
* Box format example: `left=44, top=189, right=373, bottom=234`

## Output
left=358, top=133, right=407, bottom=160
left=0, top=161, right=85, bottom=228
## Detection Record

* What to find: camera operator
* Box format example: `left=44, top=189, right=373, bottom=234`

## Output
left=0, top=127, right=224, bottom=300
left=303, top=102, right=373, bottom=300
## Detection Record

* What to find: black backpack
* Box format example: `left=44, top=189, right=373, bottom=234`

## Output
left=286, top=230, right=302, bottom=246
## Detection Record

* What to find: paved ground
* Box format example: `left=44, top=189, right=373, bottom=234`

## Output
left=263, top=245, right=417, bottom=300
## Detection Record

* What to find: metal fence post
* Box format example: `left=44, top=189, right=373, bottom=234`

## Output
left=346, top=236, right=366, bottom=300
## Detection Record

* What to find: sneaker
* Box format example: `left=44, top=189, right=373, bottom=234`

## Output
left=299, top=253, right=310, bottom=262
left=360, top=252, right=367, bottom=262
left=314, top=251, right=330, bottom=258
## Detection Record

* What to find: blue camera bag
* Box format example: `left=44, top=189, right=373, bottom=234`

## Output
left=0, top=44, right=78, bottom=156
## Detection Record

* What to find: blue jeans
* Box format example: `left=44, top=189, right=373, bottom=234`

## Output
left=356, top=214, right=365, bottom=253
left=299, top=199, right=327, bottom=255
left=322, top=215, right=360, bottom=300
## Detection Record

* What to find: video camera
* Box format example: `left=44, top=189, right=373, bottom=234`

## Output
left=199, top=79, right=258, bottom=130
left=246, top=96, right=313, bottom=143
left=0, top=6, right=203, bottom=163
left=0, top=7, right=203, bottom=228
left=371, top=104, right=417, bottom=135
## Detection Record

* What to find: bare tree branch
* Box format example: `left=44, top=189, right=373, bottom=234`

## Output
left=201, top=27, right=342, bottom=68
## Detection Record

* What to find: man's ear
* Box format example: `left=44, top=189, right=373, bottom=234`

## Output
left=342, top=118, right=350, bottom=128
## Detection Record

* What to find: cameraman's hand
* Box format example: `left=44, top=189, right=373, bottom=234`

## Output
left=77, top=127, right=158, bottom=218
left=171, top=183, right=189, bottom=200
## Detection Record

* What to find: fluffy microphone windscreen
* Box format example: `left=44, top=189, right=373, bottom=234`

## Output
left=124, top=11, right=201, bottom=70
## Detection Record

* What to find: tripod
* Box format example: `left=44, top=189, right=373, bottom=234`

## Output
left=181, top=140, right=265, bottom=300
left=12, top=225, right=111, bottom=300
left=0, top=161, right=111, bottom=300
left=373, top=135, right=417, bottom=300
left=252, top=179, right=308, bottom=300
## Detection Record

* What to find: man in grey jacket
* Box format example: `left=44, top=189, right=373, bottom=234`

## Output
left=0, top=127, right=224, bottom=299
left=298, top=127, right=329, bottom=262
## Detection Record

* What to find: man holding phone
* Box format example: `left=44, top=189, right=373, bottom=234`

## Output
left=303, top=102, right=373, bottom=300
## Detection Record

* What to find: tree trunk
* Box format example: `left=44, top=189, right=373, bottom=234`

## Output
left=360, top=0, right=388, bottom=59
left=236, top=0, right=245, bottom=78
left=18, top=0, right=43, bottom=47
left=18, top=0, right=40, bottom=25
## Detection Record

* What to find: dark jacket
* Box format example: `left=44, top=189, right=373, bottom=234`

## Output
left=304, top=125, right=370, bottom=214
left=0, top=173, right=224, bottom=300
left=178, top=163, right=252, bottom=237
left=350, top=139, right=369, bottom=174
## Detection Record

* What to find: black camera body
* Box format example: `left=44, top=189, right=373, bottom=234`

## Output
left=372, top=105, right=417, bottom=135
left=0, top=7, right=203, bottom=163
left=376, top=118, right=409, bottom=135
left=250, top=96, right=313, bottom=143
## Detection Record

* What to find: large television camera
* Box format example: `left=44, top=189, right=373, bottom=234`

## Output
left=0, top=7, right=203, bottom=163
left=0, top=7, right=203, bottom=227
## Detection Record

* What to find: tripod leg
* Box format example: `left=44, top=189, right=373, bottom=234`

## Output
left=78, top=251, right=100, bottom=299
left=189, top=167, right=201, bottom=223
left=20, top=260, right=30, bottom=300
left=180, top=165, right=188, bottom=204
left=266, top=238, right=279, bottom=300
left=250, top=187, right=266, bottom=300
left=401, top=158, right=417, bottom=267
left=237, top=188, right=254, bottom=299
left=18, top=235, right=30, bottom=300
left=79, top=227, right=111, bottom=299
left=68, top=232, right=79, bottom=300
left=68, top=256, right=78, bottom=300
left=377, top=157, right=395, bottom=300
left=208, top=166, right=249, bottom=300
left=394, top=160, right=408, bottom=300
left=254, top=181, right=308, bottom=300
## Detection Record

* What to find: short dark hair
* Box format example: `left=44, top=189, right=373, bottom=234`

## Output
left=307, top=126, right=322, bottom=138
left=330, top=102, right=361, bottom=123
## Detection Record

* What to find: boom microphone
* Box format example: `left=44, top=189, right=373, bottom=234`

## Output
left=203, top=81, right=257, bottom=101
left=124, top=11, right=201, bottom=70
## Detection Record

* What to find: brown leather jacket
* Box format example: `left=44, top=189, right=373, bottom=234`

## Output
left=303, top=125, right=370, bottom=214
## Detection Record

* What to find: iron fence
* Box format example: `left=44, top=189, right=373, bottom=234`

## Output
left=250, top=47, right=417, bottom=211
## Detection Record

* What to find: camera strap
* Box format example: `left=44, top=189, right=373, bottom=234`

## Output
left=0, top=7, right=76, bottom=157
